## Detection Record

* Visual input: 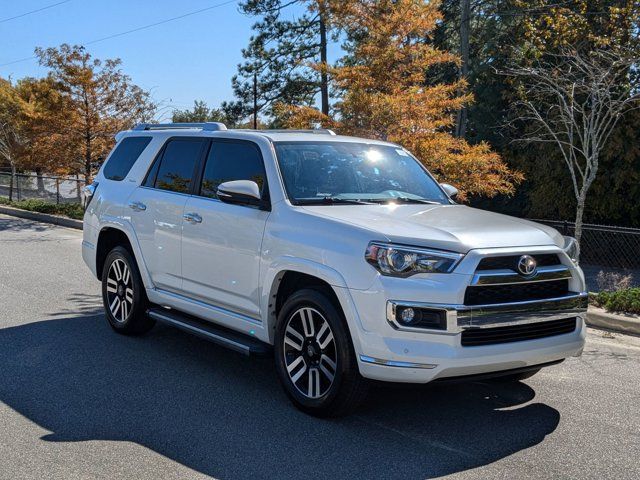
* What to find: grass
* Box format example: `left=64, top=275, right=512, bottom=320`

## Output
left=591, top=288, right=640, bottom=315
left=0, top=197, right=84, bottom=220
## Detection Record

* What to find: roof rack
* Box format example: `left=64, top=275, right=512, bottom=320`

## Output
left=233, top=128, right=336, bottom=136
left=133, top=122, right=227, bottom=132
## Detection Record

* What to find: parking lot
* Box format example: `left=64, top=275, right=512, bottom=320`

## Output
left=0, top=213, right=639, bottom=480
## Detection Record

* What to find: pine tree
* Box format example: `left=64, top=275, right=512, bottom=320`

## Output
left=234, top=0, right=331, bottom=125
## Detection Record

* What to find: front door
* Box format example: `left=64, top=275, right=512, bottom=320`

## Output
left=181, top=139, right=270, bottom=319
left=128, top=137, right=206, bottom=293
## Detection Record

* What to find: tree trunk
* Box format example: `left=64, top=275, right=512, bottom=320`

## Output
left=8, top=160, right=15, bottom=202
left=319, top=3, right=330, bottom=116
left=573, top=191, right=587, bottom=264
left=253, top=72, right=258, bottom=130
left=85, top=134, right=92, bottom=184
left=36, top=169, right=45, bottom=194
left=455, top=0, right=470, bottom=138
left=76, top=173, right=82, bottom=201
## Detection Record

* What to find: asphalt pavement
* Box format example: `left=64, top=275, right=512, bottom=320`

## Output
left=0, top=213, right=639, bottom=480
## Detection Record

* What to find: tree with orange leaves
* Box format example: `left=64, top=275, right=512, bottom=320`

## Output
left=277, top=0, right=522, bottom=199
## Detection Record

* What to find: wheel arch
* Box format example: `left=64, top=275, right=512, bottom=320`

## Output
left=262, top=260, right=365, bottom=352
left=95, top=225, right=151, bottom=289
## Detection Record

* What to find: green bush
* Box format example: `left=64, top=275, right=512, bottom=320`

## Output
left=0, top=197, right=84, bottom=220
left=592, top=288, right=640, bottom=315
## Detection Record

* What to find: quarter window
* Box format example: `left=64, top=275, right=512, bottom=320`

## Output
left=150, top=139, right=205, bottom=194
left=199, top=141, right=266, bottom=199
left=103, top=136, right=152, bottom=181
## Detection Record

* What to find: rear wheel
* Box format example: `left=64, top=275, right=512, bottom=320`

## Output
left=101, top=246, right=155, bottom=335
left=275, top=288, right=368, bottom=417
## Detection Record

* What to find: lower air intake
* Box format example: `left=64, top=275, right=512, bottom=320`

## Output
left=461, top=317, right=578, bottom=347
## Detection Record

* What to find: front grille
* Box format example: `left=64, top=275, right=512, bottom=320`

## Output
left=461, top=317, right=577, bottom=346
left=476, top=254, right=560, bottom=271
left=464, top=279, right=569, bottom=305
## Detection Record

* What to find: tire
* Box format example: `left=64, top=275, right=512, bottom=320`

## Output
left=101, top=246, right=155, bottom=335
left=274, top=288, right=369, bottom=417
left=489, top=368, right=541, bottom=383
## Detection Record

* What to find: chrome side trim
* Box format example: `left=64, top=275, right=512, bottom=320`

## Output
left=471, top=265, right=571, bottom=286
left=359, top=355, right=438, bottom=369
left=153, top=288, right=263, bottom=326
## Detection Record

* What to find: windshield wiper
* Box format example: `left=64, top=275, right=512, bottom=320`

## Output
left=295, top=196, right=376, bottom=205
left=384, top=197, right=442, bottom=205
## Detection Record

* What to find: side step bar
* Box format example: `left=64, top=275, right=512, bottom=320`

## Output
left=147, top=308, right=272, bottom=356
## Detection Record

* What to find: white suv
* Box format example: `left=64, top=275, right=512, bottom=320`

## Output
left=82, top=122, right=587, bottom=417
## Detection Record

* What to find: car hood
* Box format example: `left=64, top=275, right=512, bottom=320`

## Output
left=301, top=204, right=564, bottom=253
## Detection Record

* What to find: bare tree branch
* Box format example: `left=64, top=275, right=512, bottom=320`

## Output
left=503, top=47, right=640, bottom=258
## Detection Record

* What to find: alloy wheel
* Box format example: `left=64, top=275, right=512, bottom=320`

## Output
left=105, top=258, right=134, bottom=323
left=283, top=307, right=338, bottom=399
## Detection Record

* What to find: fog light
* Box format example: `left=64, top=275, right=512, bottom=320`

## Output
left=388, top=302, right=448, bottom=330
left=400, top=307, right=416, bottom=324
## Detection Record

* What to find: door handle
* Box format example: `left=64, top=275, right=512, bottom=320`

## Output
left=128, top=201, right=146, bottom=212
left=183, top=212, right=202, bottom=224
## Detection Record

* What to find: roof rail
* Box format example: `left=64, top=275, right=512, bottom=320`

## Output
left=233, top=128, right=336, bottom=135
left=133, top=122, right=227, bottom=132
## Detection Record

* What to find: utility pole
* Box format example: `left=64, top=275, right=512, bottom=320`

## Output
left=456, top=0, right=470, bottom=138
left=319, top=1, right=329, bottom=116
left=253, top=71, right=258, bottom=130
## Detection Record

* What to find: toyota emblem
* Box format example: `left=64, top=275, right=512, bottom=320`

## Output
left=517, top=255, right=537, bottom=276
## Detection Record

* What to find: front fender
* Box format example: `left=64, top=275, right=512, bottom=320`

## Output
left=260, top=257, right=365, bottom=352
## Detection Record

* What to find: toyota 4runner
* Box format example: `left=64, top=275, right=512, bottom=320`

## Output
left=82, top=122, right=587, bottom=417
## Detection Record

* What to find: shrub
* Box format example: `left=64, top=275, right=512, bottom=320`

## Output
left=596, top=271, right=633, bottom=292
left=0, top=197, right=84, bottom=220
left=592, top=288, right=640, bottom=315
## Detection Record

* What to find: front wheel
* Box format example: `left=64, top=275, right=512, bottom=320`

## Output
left=274, top=288, right=368, bottom=417
left=101, top=246, right=155, bottom=335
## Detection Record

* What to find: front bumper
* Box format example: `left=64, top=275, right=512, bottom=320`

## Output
left=347, top=289, right=588, bottom=384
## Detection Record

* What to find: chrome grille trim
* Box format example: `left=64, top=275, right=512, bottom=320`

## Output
left=456, top=293, right=588, bottom=329
left=471, top=265, right=572, bottom=286
left=385, top=293, right=588, bottom=335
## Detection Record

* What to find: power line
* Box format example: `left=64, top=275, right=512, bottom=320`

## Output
left=0, top=0, right=71, bottom=24
left=0, top=0, right=237, bottom=68
left=84, top=0, right=236, bottom=46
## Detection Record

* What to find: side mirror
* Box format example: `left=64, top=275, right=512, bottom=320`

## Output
left=217, top=180, right=268, bottom=210
left=440, top=183, right=459, bottom=199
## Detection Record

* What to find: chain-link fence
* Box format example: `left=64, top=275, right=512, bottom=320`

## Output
left=0, top=172, right=85, bottom=204
left=533, top=219, right=640, bottom=290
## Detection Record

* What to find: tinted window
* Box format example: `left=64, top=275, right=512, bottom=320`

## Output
left=200, top=141, right=266, bottom=199
left=153, top=139, right=205, bottom=194
left=103, top=136, right=152, bottom=181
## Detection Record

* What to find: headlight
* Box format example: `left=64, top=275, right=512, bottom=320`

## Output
left=563, top=236, right=580, bottom=264
left=365, top=242, right=464, bottom=277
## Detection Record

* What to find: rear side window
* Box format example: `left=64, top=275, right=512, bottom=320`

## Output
left=200, top=141, right=266, bottom=199
left=149, top=138, right=206, bottom=194
left=103, top=136, right=152, bottom=181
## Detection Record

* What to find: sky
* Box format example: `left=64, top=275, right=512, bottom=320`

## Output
left=0, top=0, right=336, bottom=120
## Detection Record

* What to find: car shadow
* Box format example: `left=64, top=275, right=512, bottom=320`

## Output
left=0, top=215, right=53, bottom=233
left=0, top=312, right=560, bottom=479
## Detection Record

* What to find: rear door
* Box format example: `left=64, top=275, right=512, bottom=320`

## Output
left=127, top=137, right=207, bottom=293
left=181, top=139, right=270, bottom=319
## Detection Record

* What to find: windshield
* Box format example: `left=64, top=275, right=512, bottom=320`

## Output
left=273, top=141, right=449, bottom=205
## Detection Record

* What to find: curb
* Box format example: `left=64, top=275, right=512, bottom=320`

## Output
left=586, top=307, right=640, bottom=336
left=0, top=205, right=83, bottom=230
